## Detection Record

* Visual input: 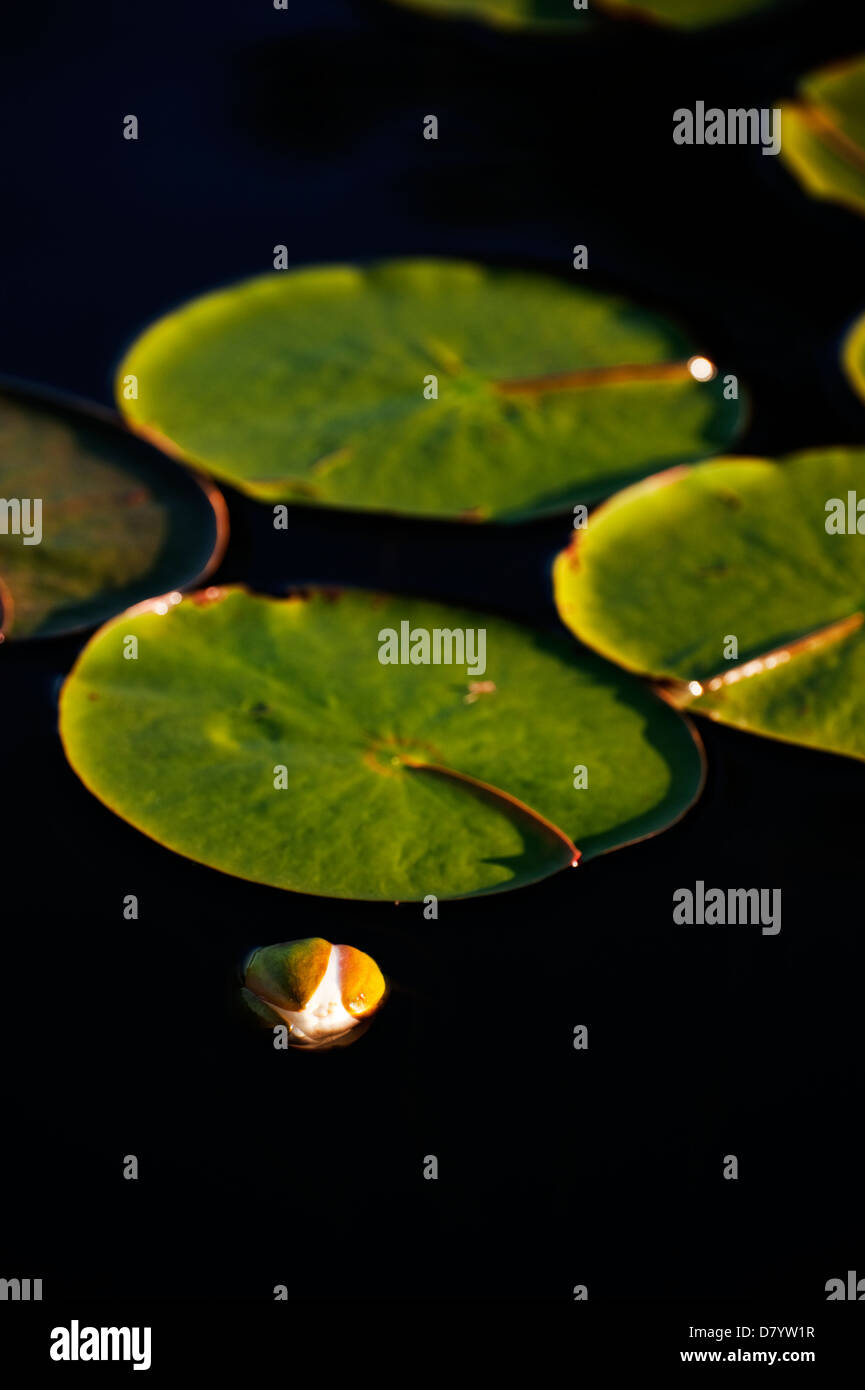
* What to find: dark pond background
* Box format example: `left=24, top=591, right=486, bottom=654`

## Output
left=1, top=0, right=864, bottom=1300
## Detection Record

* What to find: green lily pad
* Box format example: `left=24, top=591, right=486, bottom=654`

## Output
left=0, top=385, right=228, bottom=640
left=780, top=56, right=865, bottom=218
left=59, top=587, right=704, bottom=900
left=384, top=0, right=782, bottom=31
left=553, top=449, right=865, bottom=761
left=383, top=0, right=594, bottom=29
left=115, top=260, right=742, bottom=523
left=601, top=0, right=782, bottom=22
left=843, top=308, right=865, bottom=405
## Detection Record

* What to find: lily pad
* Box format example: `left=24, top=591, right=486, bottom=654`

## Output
left=383, top=0, right=595, bottom=29
left=553, top=449, right=865, bottom=761
left=115, top=260, right=742, bottom=523
left=780, top=55, right=865, bottom=218
left=59, top=587, right=704, bottom=900
left=600, top=0, right=783, bottom=22
left=384, top=0, right=782, bottom=31
left=843, top=308, right=865, bottom=405
left=0, top=574, right=10, bottom=641
left=0, top=385, right=228, bottom=640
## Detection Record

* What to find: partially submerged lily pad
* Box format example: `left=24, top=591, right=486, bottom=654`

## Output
left=841, top=307, right=865, bottom=406
left=116, top=260, right=742, bottom=523
left=780, top=55, right=865, bottom=218
left=0, top=384, right=228, bottom=640
left=599, top=0, right=784, bottom=25
left=0, top=574, right=11, bottom=641
left=384, top=0, right=783, bottom=31
left=383, top=0, right=595, bottom=29
left=383, top=0, right=778, bottom=29
left=59, top=587, right=704, bottom=900
left=553, top=449, right=865, bottom=761
left=242, top=938, right=386, bottom=1048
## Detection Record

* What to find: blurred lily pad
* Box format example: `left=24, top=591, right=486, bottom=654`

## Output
left=554, top=449, right=865, bottom=760
left=384, top=0, right=782, bottom=31
left=843, top=308, right=865, bottom=404
left=0, top=574, right=11, bottom=641
left=600, top=0, right=783, bottom=24
left=116, top=260, right=742, bottom=523
left=781, top=55, right=865, bottom=218
left=59, top=587, right=704, bottom=900
left=383, top=0, right=594, bottom=28
left=0, top=384, right=228, bottom=640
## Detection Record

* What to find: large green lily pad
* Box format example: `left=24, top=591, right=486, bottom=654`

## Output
left=554, top=449, right=865, bottom=761
left=780, top=56, right=865, bottom=218
left=115, top=260, right=742, bottom=523
left=59, top=587, right=704, bottom=900
left=0, top=385, right=228, bottom=640
left=384, top=0, right=781, bottom=30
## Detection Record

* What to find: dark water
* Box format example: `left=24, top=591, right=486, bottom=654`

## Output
left=1, top=0, right=864, bottom=1301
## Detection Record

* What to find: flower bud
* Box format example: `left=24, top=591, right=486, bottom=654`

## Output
left=242, top=938, right=386, bottom=1048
